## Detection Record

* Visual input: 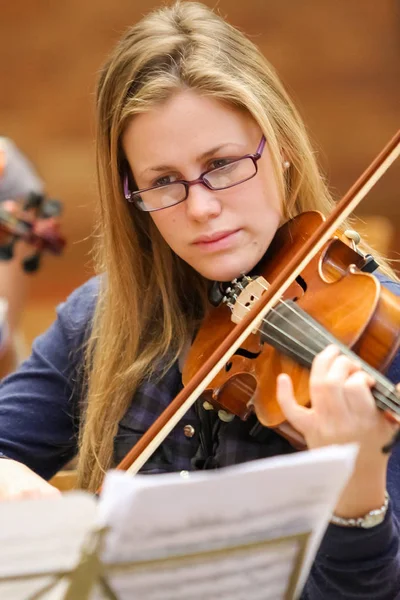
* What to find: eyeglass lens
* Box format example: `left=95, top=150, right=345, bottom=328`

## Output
left=137, top=157, right=256, bottom=211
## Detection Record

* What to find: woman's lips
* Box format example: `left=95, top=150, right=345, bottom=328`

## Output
left=192, top=229, right=241, bottom=251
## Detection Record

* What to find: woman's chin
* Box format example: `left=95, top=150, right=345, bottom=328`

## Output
left=196, top=258, right=258, bottom=283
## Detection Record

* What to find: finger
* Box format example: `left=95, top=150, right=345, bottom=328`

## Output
left=344, top=373, right=399, bottom=446
left=382, top=410, right=400, bottom=428
left=276, top=373, right=310, bottom=434
left=342, top=371, right=378, bottom=418
left=328, top=354, right=362, bottom=380
left=18, top=486, right=62, bottom=500
left=326, top=354, right=362, bottom=412
left=311, top=347, right=361, bottom=388
left=310, top=344, right=341, bottom=383
left=309, top=345, right=341, bottom=412
left=310, top=353, right=360, bottom=421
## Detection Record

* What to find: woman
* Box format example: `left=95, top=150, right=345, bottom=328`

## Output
left=0, top=2, right=399, bottom=597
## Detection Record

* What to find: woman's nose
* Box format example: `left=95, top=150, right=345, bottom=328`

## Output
left=185, top=183, right=222, bottom=222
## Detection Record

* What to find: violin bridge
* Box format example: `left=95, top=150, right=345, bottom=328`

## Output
left=229, top=276, right=269, bottom=331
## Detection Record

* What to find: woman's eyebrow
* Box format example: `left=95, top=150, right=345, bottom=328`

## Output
left=198, top=142, right=234, bottom=160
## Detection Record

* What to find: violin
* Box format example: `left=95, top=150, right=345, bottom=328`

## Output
left=183, top=210, right=400, bottom=448
left=0, top=192, right=66, bottom=272
left=109, top=129, right=400, bottom=480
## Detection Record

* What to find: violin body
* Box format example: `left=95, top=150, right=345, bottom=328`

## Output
left=183, top=212, right=400, bottom=442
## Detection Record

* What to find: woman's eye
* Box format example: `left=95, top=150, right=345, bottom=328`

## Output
left=153, top=174, right=177, bottom=187
left=209, top=158, right=234, bottom=170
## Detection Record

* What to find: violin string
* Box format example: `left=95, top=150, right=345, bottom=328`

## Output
left=255, top=281, right=339, bottom=351
left=217, top=295, right=322, bottom=404
left=253, top=280, right=400, bottom=404
left=229, top=291, right=400, bottom=413
left=237, top=297, right=400, bottom=413
left=234, top=294, right=326, bottom=357
left=231, top=280, right=335, bottom=355
left=273, top=301, right=397, bottom=411
left=213, top=296, right=399, bottom=417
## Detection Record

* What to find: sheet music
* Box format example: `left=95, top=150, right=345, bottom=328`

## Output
left=0, top=493, right=97, bottom=600
left=97, top=444, right=358, bottom=600
left=102, top=539, right=301, bottom=600
left=0, top=445, right=357, bottom=600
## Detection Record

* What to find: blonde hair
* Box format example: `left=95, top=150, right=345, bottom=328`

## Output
left=77, top=1, right=397, bottom=491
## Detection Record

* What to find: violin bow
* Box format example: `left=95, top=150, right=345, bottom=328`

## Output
left=113, top=129, right=400, bottom=479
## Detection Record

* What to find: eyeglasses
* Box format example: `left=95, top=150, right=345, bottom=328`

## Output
left=123, top=136, right=266, bottom=212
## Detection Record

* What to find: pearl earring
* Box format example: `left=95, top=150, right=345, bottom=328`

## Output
left=283, top=160, right=290, bottom=170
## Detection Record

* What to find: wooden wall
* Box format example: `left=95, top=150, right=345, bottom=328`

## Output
left=1, top=0, right=399, bottom=346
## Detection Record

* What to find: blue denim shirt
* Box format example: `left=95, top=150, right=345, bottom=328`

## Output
left=1, top=274, right=400, bottom=599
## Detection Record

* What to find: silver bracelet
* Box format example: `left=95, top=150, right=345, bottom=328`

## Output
left=330, top=492, right=389, bottom=529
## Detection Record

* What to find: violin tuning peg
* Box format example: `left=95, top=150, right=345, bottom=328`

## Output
left=344, top=229, right=361, bottom=247
left=217, top=409, right=235, bottom=423
left=202, top=400, right=214, bottom=411
left=23, top=252, right=41, bottom=273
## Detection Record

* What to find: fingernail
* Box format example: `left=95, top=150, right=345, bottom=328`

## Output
left=365, top=373, right=375, bottom=386
left=324, top=344, right=339, bottom=354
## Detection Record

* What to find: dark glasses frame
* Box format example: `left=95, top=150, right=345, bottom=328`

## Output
left=123, top=136, right=266, bottom=212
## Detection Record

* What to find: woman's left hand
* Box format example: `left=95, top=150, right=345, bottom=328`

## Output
left=276, top=344, right=399, bottom=518
left=276, top=344, right=397, bottom=454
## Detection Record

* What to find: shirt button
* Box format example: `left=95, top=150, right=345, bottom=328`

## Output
left=183, top=424, right=195, bottom=438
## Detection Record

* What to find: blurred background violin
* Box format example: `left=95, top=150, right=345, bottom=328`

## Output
left=0, top=138, right=66, bottom=273
left=0, top=193, right=66, bottom=273
left=0, top=138, right=66, bottom=377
